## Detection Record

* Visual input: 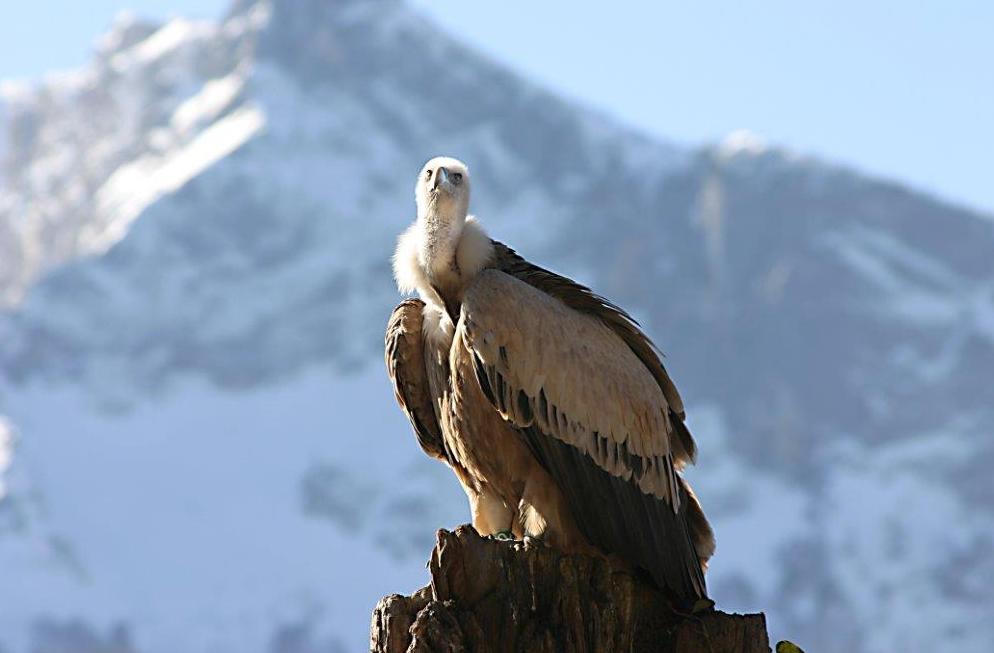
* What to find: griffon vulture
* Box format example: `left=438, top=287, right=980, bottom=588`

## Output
left=386, top=156, right=714, bottom=603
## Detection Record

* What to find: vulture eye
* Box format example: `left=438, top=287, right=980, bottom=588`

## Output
left=452, top=172, right=463, bottom=184
left=425, top=169, right=433, bottom=180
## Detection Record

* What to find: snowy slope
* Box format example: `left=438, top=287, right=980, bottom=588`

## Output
left=0, top=368, right=461, bottom=653
left=1, top=1, right=993, bottom=652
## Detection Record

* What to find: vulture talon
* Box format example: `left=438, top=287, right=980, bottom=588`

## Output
left=523, top=534, right=545, bottom=548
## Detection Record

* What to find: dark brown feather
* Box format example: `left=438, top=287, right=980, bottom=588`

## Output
left=519, top=423, right=708, bottom=602
left=385, top=299, right=448, bottom=461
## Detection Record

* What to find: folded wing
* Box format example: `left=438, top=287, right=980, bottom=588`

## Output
left=460, top=267, right=709, bottom=600
left=385, top=298, right=447, bottom=461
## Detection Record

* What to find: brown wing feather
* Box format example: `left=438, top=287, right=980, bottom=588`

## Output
left=385, top=299, right=447, bottom=461
left=492, top=241, right=696, bottom=466
left=460, top=268, right=712, bottom=600
left=460, top=270, right=680, bottom=504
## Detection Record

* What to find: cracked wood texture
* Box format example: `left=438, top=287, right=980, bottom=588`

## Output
left=370, top=526, right=770, bottom=653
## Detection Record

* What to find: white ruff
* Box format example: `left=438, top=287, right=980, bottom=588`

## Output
left=392, top=216, right=494, bottom=310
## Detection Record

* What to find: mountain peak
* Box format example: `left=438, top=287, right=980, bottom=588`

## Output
left=717, top=129, right=769, bottom=159
left=95, top=10, right=161, bottom=55
left=229, top=0, right=402, bottom=23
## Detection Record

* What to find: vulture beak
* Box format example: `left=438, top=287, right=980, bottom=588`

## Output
left=433, top=166, right=450, bottom=191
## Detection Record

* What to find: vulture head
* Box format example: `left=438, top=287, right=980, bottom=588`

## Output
left=396, top=156, right=491, bottom=300
left=416, top=156, right=471, bottom=227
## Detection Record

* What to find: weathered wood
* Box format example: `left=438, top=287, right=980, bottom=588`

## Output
left=370, top=525, right=770, bottom=653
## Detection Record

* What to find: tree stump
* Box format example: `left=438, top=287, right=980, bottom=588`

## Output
left=370, top=525, right=770, bottom=653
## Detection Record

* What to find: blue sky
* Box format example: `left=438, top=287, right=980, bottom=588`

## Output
left=2, top=1, right=991, bottom=214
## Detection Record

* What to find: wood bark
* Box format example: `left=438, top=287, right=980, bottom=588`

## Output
left=370, top=525, right=770, bottom=653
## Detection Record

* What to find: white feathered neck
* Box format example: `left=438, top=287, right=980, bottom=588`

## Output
left=393, top=216, right=495, bottom=306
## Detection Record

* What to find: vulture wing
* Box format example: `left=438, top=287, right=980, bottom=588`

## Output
left=460, top=262, right=711, bottom=601
left=385, top=298, right=447, bottom=461
left=491, top=241, right=697, bottom=466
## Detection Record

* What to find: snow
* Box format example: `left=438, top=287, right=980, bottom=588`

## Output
left=132, top=19, right=195, bottom=63
left=172, top=73, right=246, bottom=135
left=683, top=406, right=809, bottom=637
left=86, top=104, right=265, bottom=252
left=123, top=18, right=214, bottom=67
left=10, top=377, right=980, bottom=652
left=96, top=11, right=146, bottom=53
left=0, top=96, right=7, bottom=166
left=717, top=129, right=768, bottom=159
left=685, top=406, right=994, bottom=651
left=971, top=285, right=994, bottom=343
left=0, top=367, right=465, bottom=653
left=0, top=1, right=255, bottom=306
left=0, top=80, right=32, bottom=107
left=821, top=435, right=994, bottom=652
left=829, top=225, right=963, bottom=290
left=221, top=0, right=272, bottom=38
left=0, top=418, right=13, bottom=500
left=825, top=226, right=994, bottom=347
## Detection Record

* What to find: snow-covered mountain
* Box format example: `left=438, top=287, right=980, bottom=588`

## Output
left=1, top=1, right=992, bottom=651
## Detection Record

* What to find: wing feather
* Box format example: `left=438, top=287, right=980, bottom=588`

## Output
left=385, top=299, right=447, bottom=461
left=460, top=267, right=712, bottom=600
left=492, top=241, right=697, bottom=466
left=461, top=270, right=676, bottom=502
left=521, top=426, right=707, bottom=599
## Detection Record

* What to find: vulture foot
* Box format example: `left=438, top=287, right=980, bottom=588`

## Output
left=523, top=534, right=545, bottom=548
left=489, top=530, right=514, bottom=542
